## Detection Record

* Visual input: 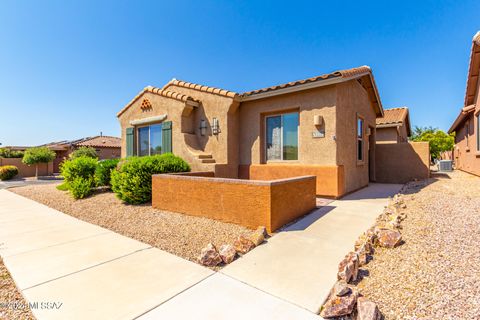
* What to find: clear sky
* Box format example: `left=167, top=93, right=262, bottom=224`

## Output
left=0, top=0, right=479, bottom=146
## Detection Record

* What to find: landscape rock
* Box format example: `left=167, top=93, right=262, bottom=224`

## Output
left=197, top=243, right=222, bottom=267
left=320, top=287, right=359, bottom=318
left=218, top=244, right=236, bottom=264
left=234, top=236, right=256, bottom=254
left=333, top=280, right=351, bottom=296
left=377, top=229, right=402, bottom=248
left=248, top=227, right=266, bottom=246
left=338, top=252, right=359, bottom=283
left=356, top=244, right=369, bottom=266
left=356, top=297, right=381, bottom=320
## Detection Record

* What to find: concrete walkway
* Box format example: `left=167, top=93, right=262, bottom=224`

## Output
left=221, top=183, right=403, bottom=314
left=0, top=190, right=320, bottom=320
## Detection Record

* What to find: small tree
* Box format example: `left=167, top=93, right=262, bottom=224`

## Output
left=22, top=147, right=56, bottom=178
left=412, top=127, right=454, bottom=161
left=69, top=147, right=98, bottom=159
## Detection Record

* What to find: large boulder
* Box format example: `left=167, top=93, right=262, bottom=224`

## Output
left=218, top=244, right=237, bottom=264
left=197, top=243, right=223, bottom=267
left=376, top=229, right=402, bottom=248
left=234, top=236, right=256, bottom=255
left=320, top=286, right=358, bottom=318
left=357, top=297, right=381, bottom=320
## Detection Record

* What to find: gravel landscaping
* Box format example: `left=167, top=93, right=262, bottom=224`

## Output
left=0, top=258, right=34, bottom=320
left=9, top=184, right=254, bottom=267
left=357, top=170, right=480, bottom=319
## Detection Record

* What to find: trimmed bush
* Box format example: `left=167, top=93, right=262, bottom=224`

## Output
left=95, top=158, right=120, bottom=187
left=60, top=156, right=98, bottom=183
left=111, top=153, right=190, bottom=204
left=70, top=147, right=98, bottom=160
left=22, top=147, right=56, bottom=177
left=56, top=182, right=70, bottom=191
left=0, top=148, right=24, bottom=158
left=0, top=165, right=19, bottom=181
left=69, top=177, right=94, bottom=199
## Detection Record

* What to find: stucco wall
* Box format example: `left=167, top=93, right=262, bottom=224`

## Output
left=336, top=80, right=376, bottom=193
left=375, top=142, right=430, bottom=183
left=376, top=127, right=399, bottom=143
left=239, top=164, right=345, bottom=198
left=152, top=173, right=316, bottom=232
left=0, top=158, right=53, bottom=177
left=238, top=86, right=337, bottom=165
left=454, top=107, right=480, bottom=176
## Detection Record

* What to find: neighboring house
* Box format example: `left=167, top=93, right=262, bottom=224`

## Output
left=448, top=31, right=480, bottom=176
left=118, top=66, right=384, bottom=198
left=375, top=107, right=411, bottom=143
left=46, top=135, right=121, bottom=172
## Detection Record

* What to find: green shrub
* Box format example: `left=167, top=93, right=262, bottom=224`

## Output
left=0, top=165, right=19, bottom=180
left=69, top=177, right=94, bottom=199
left=56, top=182, right=70, bottom=191
left=60, top=156, right=98, bottom=183
left=70, top=147, right=98, bottom=160
left=111, top=153, right=190, bottom=204
left=95, top=159, right=120, bottom=186
left=0, top=148, right=24, bottom=158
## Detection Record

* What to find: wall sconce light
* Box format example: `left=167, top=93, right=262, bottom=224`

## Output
left=314, top=115, right=323, bottom=126
left=212, top=117, right=221, bottom=135
left=200, top=119, right=207, bottom=136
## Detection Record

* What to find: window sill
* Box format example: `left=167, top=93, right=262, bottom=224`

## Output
left=356, top=161, right=366, bottom=167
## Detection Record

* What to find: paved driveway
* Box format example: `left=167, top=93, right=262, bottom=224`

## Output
left=0, top=177, right=62, bottom=189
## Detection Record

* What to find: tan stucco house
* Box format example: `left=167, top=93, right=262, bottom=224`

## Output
left=376, top=107, right=411, bottom=143
left=449, top=31, right=480, bottom=176
left=117, top=66, right=384, bottom=198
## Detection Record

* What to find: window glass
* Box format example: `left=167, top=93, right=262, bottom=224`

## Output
left=150, top=124, right=162, bottom=155
left=266, top=116, right=282, bottom=160
left=477, top=114, right=480, bottom=151
left=357, top=117, right=364, bottom=161
left=138, top=127, right=150, bottom=156
left=357, top=140, right=363, bottom=161
left=357, top=118, right=363, bottom=137
left=283, top=113, right=299, bottom=160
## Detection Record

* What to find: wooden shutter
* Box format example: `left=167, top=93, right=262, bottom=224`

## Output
left=162, top=121, right=172, bottom=153
left=126, top=127, right=134, bottom=157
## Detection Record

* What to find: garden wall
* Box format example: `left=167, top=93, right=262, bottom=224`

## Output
left=152, top=172, right=317, bottom=232
left=375, top=142, right=430, bottom=184
left=238, top=164, right=345, bottom=198
left=0, top=158, right=54, bottom=178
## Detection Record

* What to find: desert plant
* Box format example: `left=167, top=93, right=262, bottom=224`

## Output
left=22, top=147, right=56, bottom=178
left=69, top=177, right=94, bottom=199
left=411, top=127, right=455, bottom=160
left=70, top=147, right=98, bottom=159
left=60, top=156, right=98, bottom=183
left=0, top=148, right=24, bottom=158
left=94, top=158, right=120, bottom=187
left=111, top=153, right=190, bottom=204
left=0, top=165, right=19, bottom=180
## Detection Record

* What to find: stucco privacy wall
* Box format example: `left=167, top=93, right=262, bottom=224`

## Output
left=336, top=80, right=376, bottom=193
left=376, top=127, right=398, bottom=143
left=152, top=173, right=317, bottom=232
left=0, top=158, right=53, bottom=177
left=375, top=142, right=430, bottom=183
left=239, top=164, right=344, bottom=198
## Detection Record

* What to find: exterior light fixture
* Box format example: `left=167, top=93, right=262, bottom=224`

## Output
left=200, top=119, right=207, bottom=136
left=212, top=117, right=221, bottom=135
left=314, top=115, right=323, bottom=126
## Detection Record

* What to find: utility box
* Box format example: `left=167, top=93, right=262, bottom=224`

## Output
left=438, top=160, right=453, bottom=172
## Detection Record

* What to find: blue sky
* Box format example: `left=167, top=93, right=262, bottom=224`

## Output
left=0, top=0, right=479, bottom=146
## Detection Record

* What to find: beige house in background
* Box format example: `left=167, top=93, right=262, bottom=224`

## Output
left=117, top=66, right=384, bottom=198
left=449, top=31, right=480, bottom=176
left=376, top=107, right=411, bottom=143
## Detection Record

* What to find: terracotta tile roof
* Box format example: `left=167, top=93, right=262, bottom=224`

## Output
left=74, top=136, right=121, bottom=148
left=448, top=104, right=476, bottom=133
left=376, top=107, right=411, bottom=136
left=240, top=66, right=372, bottom=97
left=376, top=107, right=408, bottom=125
left=117, top=86, right=200, bottom=117
left=163, top=78, right=238, bottom=98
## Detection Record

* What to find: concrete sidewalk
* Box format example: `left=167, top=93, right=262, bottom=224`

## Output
left=221, top=183, right=403, bottom=314
left=0, top=189, right=320, bottom=320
